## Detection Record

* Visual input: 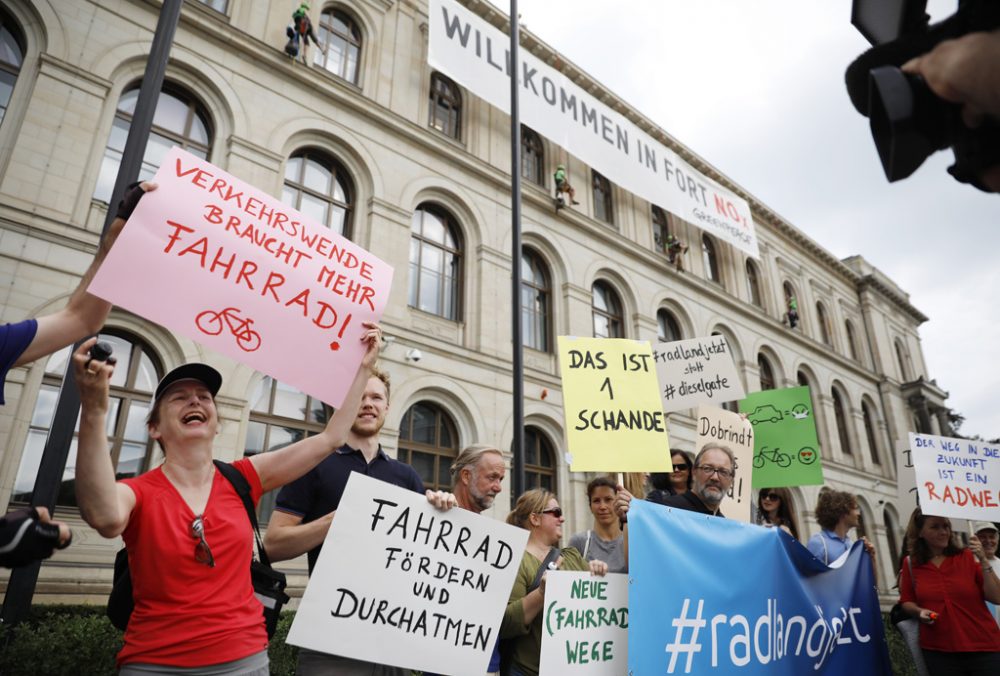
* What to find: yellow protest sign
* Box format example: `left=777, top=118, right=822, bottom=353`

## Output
left=557, top=336, right=671, bottom=472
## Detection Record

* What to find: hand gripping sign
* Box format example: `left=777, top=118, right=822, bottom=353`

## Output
left=90, top=147, right=392, bottom=407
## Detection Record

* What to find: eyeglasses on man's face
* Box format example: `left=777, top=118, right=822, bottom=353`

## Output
left=539, top=507, right=563, bottom=519
left=190, top=515, right=215, bottom=567
left=695, top=465, right=733, bottom=480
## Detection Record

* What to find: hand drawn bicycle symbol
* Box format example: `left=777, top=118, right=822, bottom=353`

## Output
left=195, top=307, right=262, bottom=352
left=754, top=446, right=818, bottom=468
left=754, top=446, right=792, bottom=468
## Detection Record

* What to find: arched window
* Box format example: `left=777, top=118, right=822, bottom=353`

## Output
left=652, top=206, right=669, bottom=253
left=746, top=260, right=763, bottom=308
left=832, top=388, right=852, bottom=455
left=862, top=401, right=881, bottom=465
left=245, top=377, right=330, bottom=522
left=317, top=9, right=362, bottom=83
left=524, top=426, right=556, bottom=491
left=521, top=248, right=550, bottom=352
left=12, top=332, right=162, bottom=507
left=845, top=320, right=860, bottom=361
left=758, top=353, right=776, bottom=391
left=895, top=339, right=912, bottom=381
left=521, top=126, right=544, bottom=186
left=282, top=149, right=353, bottom=237
left=657, top=308, right=682, bottom=343
left=399, top=402, right=459, bottom=491
left=702, top=235, right=721, bottom=284
left=592, top=281, right=623, bottom=338
left=429, top=72, right=462, bottom=140
left=797, top=369, right=820, bottom=430
left=0, top=7, right=26, bottom=128
left=409, top=204, right=462, bottom=320
left=591, top=171, right=613, bottom=223
left=94, top=82, right=212, bottom=202
left=816, top=302, right=832, bottom=345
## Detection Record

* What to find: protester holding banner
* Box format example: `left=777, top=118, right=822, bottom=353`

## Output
left=71, top=324, right=382, bottom=674
left=898, top=509, right=1000, bottom=675
left=568, top=476, right=626, bottom=574
left=756, top=487, right=800, bottom=540
left=265, top=364, right=457, bottom=676
left=806, top=489, right=876, bottom=565
left=618, top=443, right=735, bottom=518
left=501, top=489, right=607, bottom=676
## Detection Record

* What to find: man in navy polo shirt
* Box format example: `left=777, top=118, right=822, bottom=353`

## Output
left=265, top=366, right=452, bottom=675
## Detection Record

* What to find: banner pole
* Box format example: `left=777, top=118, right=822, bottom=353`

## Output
left=509, top=0, right=526, bottom=503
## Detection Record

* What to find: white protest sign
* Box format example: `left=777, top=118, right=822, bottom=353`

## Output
left=654, top=336, right=745, bottom=413
left=287, top=473, right=529, bottom=674
left=696, top=405, right=755, bottom=523
left=428, top=0, right=759, bottom=258
left=539, top=572, right=628, bottom=676
left=895, top=438, right=919, bottom=517
left=910, top=432, right=1000, bottom=521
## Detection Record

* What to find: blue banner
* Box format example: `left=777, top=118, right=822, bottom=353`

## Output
left=628, top=500, right=892, bottom=675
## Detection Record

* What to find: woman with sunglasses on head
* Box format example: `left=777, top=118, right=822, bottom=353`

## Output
left=72, top=325, right=383, bottom=675
left=898, top=508, right=1000, bottom=675
left=501, top=489, right=608, bottom=676
left=756, top=487, right=800, bottom=540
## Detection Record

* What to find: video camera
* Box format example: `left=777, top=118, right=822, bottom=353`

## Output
left=845, top=0, right=1000, bottom=189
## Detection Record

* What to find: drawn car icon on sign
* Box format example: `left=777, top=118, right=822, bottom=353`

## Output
left=748, top=405, right=783, bottom=424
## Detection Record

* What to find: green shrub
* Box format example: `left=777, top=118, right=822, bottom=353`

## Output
left=0, top=605, right=299, bottom=676
left=882, top=612, right=918, bottom=676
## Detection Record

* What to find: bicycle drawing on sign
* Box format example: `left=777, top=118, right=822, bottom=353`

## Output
left=196, top=307, right=262, bottom=352
left=753, top=446, right=792, bottom=468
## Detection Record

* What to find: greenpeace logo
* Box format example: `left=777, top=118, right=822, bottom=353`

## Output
left=664, top=598, right=871, bottom=673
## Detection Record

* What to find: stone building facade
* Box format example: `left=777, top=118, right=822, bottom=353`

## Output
left=0, top=0, right=949, bottom=605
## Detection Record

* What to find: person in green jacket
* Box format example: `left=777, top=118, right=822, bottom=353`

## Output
left=500, top=489, right=608, bottom=676
left=553, top=164, right=579, bottom=205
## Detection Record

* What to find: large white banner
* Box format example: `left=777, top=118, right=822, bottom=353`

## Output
left=910, top=432, right=1000, bottom=521
left=539, top=572, right=629, bottom=676
left=429, top=0, right=759, bottom=258
left=287, top=473, right=529, bottom=675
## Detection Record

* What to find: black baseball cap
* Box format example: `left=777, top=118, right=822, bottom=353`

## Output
left=154, top=363, right=223, bottom=401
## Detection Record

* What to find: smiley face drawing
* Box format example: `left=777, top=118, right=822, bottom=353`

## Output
left=798, top=447, right=818, bottom=465
left=790, top=404, right=810, bottom=420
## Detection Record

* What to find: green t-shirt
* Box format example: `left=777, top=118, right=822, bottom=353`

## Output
left=500, top=546, right=589, bottom=676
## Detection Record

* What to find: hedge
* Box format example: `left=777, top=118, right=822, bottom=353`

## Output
left=0, top=605, right=918, bottom=675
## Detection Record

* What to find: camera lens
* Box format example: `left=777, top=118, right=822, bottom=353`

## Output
left=868, top=65, right=952, bottom=181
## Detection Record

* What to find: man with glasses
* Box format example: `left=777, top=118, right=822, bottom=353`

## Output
left=616, top=443, right=736, bottom=519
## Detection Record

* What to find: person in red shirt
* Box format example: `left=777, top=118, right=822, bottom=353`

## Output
left=899, top=508, right=1000, bottom=676
left=72, top=323, right=382, bottom=674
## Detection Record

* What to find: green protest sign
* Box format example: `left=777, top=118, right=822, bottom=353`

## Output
left=738, top=386, right=823, bottom=488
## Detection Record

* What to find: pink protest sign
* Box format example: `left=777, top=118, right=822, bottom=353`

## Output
left=90, top=146, right=393, bottom=407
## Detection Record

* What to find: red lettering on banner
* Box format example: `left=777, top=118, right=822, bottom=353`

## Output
left=235, top=260, right=258, bottom=290
left=924, top=481, right=1000, bottom=508
left=261, top=271, right=284, bottom=300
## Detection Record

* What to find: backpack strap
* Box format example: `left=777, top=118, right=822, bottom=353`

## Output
left=529, top=547, right=561, bottom=593
left=822, top=534, right=829, bottom=564
left=583, top=530, right=592, bottom=559
left=213, top=460, right=272, bottom=568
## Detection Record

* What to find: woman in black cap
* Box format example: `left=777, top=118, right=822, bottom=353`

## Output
left=72, top=323, right=381, bottom=675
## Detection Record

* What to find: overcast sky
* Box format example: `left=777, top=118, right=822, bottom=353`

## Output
left=484, top=0, right=998, bottom=440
